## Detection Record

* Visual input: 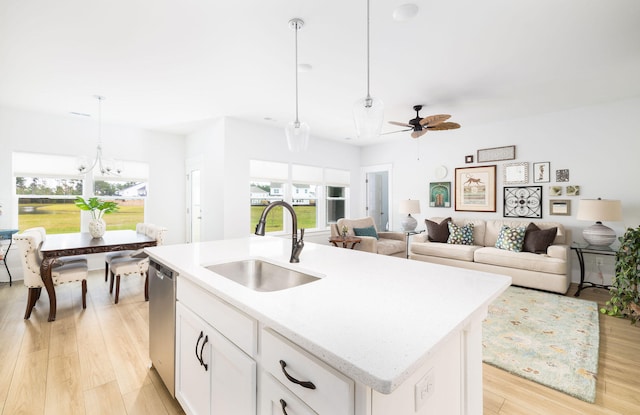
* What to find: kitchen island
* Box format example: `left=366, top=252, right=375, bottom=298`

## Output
left=145, top=236, right=510, bottom=415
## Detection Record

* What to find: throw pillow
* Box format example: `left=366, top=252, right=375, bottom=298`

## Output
left=495, top=225, right=527, bottom=252
left=425, top=217, right=451, bottom=243
left=447, top=222, right=474, bottom=245
left=353, top=225, right=379, bottom=240
left=523, top=223, right=558, bottom=253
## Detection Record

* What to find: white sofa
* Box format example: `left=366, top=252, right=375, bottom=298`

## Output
left=332, top=217, right=407, bottom=257
left=409, top=217, right=571, bottom=294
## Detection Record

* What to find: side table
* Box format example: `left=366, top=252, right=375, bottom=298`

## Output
left=571, top=243, right=617, bottom=297
left=403, top=229, right=425, bottom=259
left=0, top=229, right=19, bottom=286
left=329, top=236, right=362, bottom=249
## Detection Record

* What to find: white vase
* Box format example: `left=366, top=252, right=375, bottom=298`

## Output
left=89, top=218, right=106, bottom=238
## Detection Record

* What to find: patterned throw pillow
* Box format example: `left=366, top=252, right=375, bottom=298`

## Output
left=495, top=225, right=527, bottom=252
left=447, top=222, right=475, bottom=245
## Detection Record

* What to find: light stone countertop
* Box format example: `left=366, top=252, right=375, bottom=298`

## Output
left=145, top=236, right=511, bottom=394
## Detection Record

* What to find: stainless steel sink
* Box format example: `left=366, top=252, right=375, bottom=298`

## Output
left=205, top=259, right=320, bottom=292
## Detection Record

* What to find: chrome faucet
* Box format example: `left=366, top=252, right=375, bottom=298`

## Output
left=255, top=201, right=305, bottom=263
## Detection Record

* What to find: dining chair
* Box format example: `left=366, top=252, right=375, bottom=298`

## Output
left=108, top=224, right=167, bottom=304
left=13, top=230, right=89, bottom=319
left=24, top=226, right=88, bottom=266
left=104, top=222, right=147, bottom=281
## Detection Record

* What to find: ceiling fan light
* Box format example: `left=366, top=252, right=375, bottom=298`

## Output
left=353, top=96, right=384, bottom=140
left=285, top=120, right=310, bottom=152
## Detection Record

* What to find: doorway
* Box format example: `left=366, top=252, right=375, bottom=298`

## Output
left=363, top=165, right=392, bottom=231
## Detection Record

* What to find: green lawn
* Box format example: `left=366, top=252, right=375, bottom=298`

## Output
left=250, top=205, right=317, bottom=233
left=18, top=203, right=144, bottom=234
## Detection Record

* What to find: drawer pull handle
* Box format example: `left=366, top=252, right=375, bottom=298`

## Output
left=200, top=334, right=209, bottom=371
left=195, top=331, right=204, bottom=364
left=279, top=360, right=316, bottom=389
left=279, top=399, right=289, bottom=415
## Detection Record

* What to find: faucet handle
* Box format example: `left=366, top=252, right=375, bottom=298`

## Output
left=299, top=228, right=305, bottom=241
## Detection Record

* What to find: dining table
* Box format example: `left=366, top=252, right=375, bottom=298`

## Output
left=40, top=230, right=157, bottom=321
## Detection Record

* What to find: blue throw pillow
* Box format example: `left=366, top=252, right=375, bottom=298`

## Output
left=353, top=225, right=379, bottom=240
left=495, top=225, right=527, bottom=252
left=447, top=222, right=474, bottom=245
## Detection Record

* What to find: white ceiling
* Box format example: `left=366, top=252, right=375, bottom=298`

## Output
left=1, top=0, right=639, bottom=145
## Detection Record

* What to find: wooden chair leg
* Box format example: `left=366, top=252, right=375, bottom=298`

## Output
left=36, top=287, right=42, bottom=300
left=115, top=275, right=121, bottom=304
left=82, top=280, right=87, bottom=309
left=105, top=262, right=109, bottom=282
left=144, top=271, right=149, bottom=301
left=24, top=287, right=39, bottom=319
left=109, top=270, right=115, bottom=293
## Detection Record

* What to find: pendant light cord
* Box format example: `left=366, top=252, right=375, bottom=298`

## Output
left=294, top=21, right=300, bottom=125
left=366, top=0, right=371, bottom=102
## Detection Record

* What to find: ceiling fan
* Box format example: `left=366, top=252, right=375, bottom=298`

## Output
left=387, top=105, right=460, bottom=138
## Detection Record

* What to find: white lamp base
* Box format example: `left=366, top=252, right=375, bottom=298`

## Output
left=401, top=214, right=417, bottom=232
left=583, top=222, right=617, bottom=247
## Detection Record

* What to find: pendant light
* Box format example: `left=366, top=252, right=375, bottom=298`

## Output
left=353, top=0, right=384, bottom=140
left=77, top=95, right=121, bottom=175
left=284, top=18, right=310, bottom=152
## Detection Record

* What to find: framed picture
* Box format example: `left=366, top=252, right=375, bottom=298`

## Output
left=454, top=165, right=497, bottom=212
left=556, top=169, right=570, bottom=182
left=533, top=162, right=550, bottom=183
left=429, top=182, right=451, bottom=208
left=549, top=186, right=562, bottom=196
left=504, top=186, right=543, bottom=218
left=549, top=199, right=571, bottom=216
left=477, top=145, right=515, bottom=162
left=465, top=155, right=474, bottom=163
left=503, top=162, right=529, bottom=185
left=566, top=185, right=580, bottom=196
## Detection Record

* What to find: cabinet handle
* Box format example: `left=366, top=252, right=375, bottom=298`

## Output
left=279, top=399, right=289, bottom=415
left=195, top=331, right=204, bottom=365
left=279, top=360, right=316, bottom=389
left=200, top=334, right=209, bottom=371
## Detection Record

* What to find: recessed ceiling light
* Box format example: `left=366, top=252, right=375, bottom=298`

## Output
left=70, top=111, right=91, bottom=117
left=264, top=117, right=277, bottom=122
left=297, top=63, right=312, bottom=72
left=393, top=4, right=419, bottom=21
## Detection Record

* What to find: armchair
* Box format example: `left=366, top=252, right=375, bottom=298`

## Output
left=332, top=217, right=406, bottom=257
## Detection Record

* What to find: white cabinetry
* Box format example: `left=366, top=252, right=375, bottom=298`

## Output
left=175, top=279, right=257, bottom=415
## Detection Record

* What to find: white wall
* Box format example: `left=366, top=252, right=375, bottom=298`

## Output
left=0, top=106, right=186, bottom=280
left=186, top=117, right=362, bottom=242
left=361, top=97, right=640, bottom=283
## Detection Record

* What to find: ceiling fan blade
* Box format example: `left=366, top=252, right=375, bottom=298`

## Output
left=389, top=121, right=412, bottom=128
left=419, top=114, right=451, bottom=126
left=411, top=130, right=428, bottom=139
left=381, top=128, right=412, bottom=135
left=427, top=122, right=461, bottom=131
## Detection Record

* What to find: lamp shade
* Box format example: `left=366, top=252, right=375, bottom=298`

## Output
left=353, top=96, right=384, bottom=140
left=576, top=198, right=622, bottom=247
left=576, top=199, right=622, bottom=222
left=399, top=199, right=421, bottom=214
left=285, top=121, right=310, bottom=152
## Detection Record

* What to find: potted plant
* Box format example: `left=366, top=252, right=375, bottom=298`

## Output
left=74, top=196, right=119, bottom=238
left=601, top=226, right=640, bottom=324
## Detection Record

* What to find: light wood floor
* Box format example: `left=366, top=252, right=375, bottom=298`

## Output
left=1, top=273, right=638, bottom=415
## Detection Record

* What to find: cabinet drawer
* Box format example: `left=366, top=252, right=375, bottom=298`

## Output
left=261, top=328, right=354, bottom=415
left=178, top=277, right=257, bottom=357
left=260, top=372, right=317, bottom=415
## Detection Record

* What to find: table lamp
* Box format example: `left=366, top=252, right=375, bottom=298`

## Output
left=576, top=198, right=622, bottom=247
left=399, top=199, right=420, bottom=231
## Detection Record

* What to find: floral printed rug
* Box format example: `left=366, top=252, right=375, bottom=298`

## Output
left=482, top=286, right=599, bottom=403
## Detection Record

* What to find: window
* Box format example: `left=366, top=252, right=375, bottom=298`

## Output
left=249, top=160, right=350, bottom=234
left=94, top=179, right=146, bottom=230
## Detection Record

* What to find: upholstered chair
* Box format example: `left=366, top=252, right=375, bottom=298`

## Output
left=104, top=222, right=147, bottom=281
left=13, top=230, right=88, bottom=319
left=333, top=217, right=406, bottom=257
left=24, top=226, right=88, bottom=266
left=109, top=224, right=167, bottom=304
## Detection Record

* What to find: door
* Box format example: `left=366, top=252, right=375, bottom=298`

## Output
left=364, top=165, right=392, bottom=231
left=186, top=158, right=202, bottom=243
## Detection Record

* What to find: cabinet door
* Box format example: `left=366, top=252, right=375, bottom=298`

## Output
left=260, top=372, right=317, bottom=415
left=176, top=302, right=212, bottom=415
left=210, top=329, right=256, bottom=415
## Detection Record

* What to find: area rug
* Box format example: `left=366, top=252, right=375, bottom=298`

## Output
left=482, top=286, right=599, bottom=403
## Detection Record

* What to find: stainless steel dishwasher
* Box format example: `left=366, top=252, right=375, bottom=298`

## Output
left=149, top=258, right=177, bottom=396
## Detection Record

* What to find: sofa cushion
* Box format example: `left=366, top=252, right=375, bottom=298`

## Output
left=354, top=225, right=379, bottom=239
left=523, top=223, right=558, bottom=254
left=411, top=241, right=480, bottom=262
left=495, top=225, right=527, bottom=252
left=447, top=222, right=474, bottom=245
left=377, top=238, right=406, bottom=256
left=425, top=217, right=451, bottom=243
left=474, top=247, right=567, bottom=275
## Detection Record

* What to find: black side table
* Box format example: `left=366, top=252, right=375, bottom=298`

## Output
left=0, top=229, right=19, bottom=286
left=571, top=243, right=617, bottom=297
